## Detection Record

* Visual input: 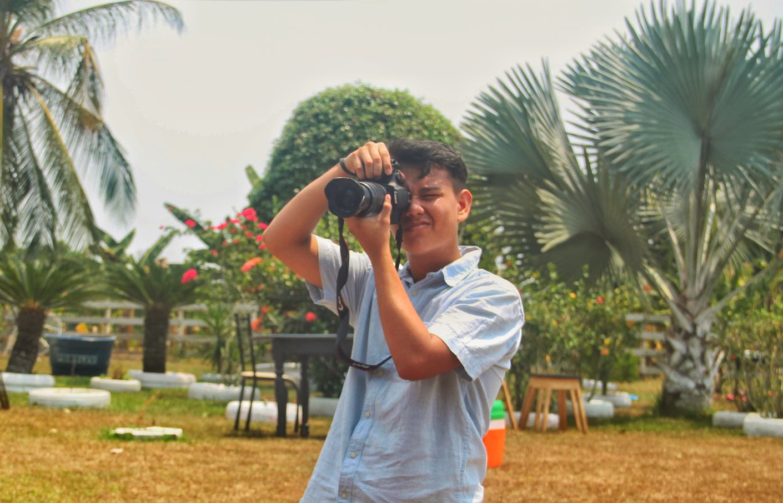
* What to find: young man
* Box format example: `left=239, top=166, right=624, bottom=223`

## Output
left=264, top=139, right=523, bottom=502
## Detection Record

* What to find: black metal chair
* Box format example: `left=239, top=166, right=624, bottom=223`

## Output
left=233, top=313, right=300, bottom=432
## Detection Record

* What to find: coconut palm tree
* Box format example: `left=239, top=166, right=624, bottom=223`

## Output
left=462, top=1, right=783, bottom=414
left=0, top=0, right=183, bottom=249
left=106, top=231, right=199, bottom=373
left=0, top=251, right=102, bottom=373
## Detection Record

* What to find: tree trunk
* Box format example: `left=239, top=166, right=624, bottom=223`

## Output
left=6, top=306, right=47, bottom=374
left=143, top=305, right=171, bottom=373
left=660, top=314, right=723, bottom=415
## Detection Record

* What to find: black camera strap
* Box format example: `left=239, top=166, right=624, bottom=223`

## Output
left=335, top=217, right=403, bottom=371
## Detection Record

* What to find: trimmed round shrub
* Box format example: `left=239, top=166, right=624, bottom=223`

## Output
left=249, top=82, right=462, bottom=221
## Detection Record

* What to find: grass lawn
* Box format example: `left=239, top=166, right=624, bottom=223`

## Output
left=1, top=354, right=782, bottom=502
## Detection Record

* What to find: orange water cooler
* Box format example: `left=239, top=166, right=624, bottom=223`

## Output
left=482, top=400, right=507, bottom=468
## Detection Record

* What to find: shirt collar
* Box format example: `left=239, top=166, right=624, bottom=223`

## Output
left=398, top=246, right=482, bottom=287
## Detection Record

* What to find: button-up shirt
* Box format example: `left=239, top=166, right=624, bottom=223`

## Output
left=302, top=236, right=524, bottom=503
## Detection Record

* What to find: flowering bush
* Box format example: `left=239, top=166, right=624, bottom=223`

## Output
left=721, top=311, right=783, bottom=418
left=506, top=265, right=640, bottom=404
left=166, top=203, right=349, bottom=393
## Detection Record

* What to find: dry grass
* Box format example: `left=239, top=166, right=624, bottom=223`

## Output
left=1, top=355, right=782, bottom=502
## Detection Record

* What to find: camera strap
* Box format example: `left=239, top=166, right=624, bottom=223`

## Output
left=334, top=217, right=403, bottom=371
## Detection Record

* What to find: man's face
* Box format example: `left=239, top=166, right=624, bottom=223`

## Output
left=394, top=165, right=472, bottom=258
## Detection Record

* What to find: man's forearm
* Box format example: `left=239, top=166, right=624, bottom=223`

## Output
left=264, top=164, right=348, bottom=251
left=369, top=248, right=461, bottom=381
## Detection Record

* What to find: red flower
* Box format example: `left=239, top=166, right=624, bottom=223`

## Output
left=251, top=317, right=263, bottom=332
left=261, top=306, right=269, bottom=315
left=184, top=219, right=196, bottom=228
left=596, top=296, right=604, bottom=305
left=241, top=208, right=258, bottom=220
left=167, top=206, right=174, bottom=211
left=241, top=225, right=247, bottom=230
left=215, top=222, right=228, bottom=230
left=305, top=312, right=317, bottom=323
left=257, top=222, right=269, bottom=230
left=230, top=218, right=240, bottom=224
left=258, top=243, right=267, bottom=250
left=230, top=227, right=237, bottom=234
left=256, top=235, right=264, bottom=242
left=241, top=257, right=262, bottom=272
left=181, top=269, right=198, bottom=284
left=159, top=225, right=164, bottom=230
left=233, top=239, right=239, bottom=245
left=643, top=284, right=652, bottom=293
left=245, top=231, right=254, bottom=239
left=211, top=250, right=218, bottom=256
left=223, top=240, right=229, bottom=246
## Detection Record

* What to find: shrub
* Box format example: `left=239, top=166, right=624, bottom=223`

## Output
left=248, top=83, right=463, bottom=222
left=721, top=312, right=783, bottom=418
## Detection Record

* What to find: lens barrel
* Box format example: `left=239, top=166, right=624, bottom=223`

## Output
left=325, top=178, right=388, bottom=218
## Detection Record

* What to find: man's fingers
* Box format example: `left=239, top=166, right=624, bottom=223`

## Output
left=357, top=149, right=374, bottom=180
left=378, top=143, right=392, bottom=175
left=365, top=143, right=383, bottom=179
left=379, top=195, right=392, bottom=222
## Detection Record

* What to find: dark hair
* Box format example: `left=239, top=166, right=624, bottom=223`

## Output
left=387, top=138, right=467, bottom=192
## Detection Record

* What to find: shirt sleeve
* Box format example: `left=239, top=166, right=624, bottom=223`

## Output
left=305, top=235, right=373, bottom=325
left=425, top=278, right=524, bottom=382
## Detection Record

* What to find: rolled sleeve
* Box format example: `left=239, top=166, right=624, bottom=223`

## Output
left=305, top=235, right=372, bottom=321
left=426, top=281, right=524, bottom=382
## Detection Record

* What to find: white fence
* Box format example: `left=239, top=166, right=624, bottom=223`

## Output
left=2, top=301, right=260, bottom=346
left=626, top=313, right=668, bottom=376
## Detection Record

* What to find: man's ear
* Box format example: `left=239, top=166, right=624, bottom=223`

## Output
left=456, top=189, right=472, bottom=223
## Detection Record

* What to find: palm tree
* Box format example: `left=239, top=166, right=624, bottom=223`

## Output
left=106, top=231, right=199, bottom=373
left=462, top=2, right=783, bottom=414
left=0, top=0, right=183, bottom=249
left=0, top=251, right=102, bottom=373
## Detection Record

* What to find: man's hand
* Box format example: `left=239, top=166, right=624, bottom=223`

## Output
left=343, top=141, right=394, bottom=180
left=346, top=195, right=394, bottom=262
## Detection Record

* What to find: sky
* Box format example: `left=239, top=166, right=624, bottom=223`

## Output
left=66, top=0, right=783, bottom=261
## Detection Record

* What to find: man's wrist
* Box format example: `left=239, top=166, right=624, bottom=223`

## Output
left=367, top=245, right=394, bottom=266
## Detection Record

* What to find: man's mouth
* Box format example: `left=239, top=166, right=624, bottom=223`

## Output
left=404, top=221, right=430, bottom=232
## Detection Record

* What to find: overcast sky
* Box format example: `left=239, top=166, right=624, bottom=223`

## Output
left=68, top=0, right=783, bottom=261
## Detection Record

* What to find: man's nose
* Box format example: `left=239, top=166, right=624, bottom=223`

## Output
left=404, top=196, right=425, bottom=217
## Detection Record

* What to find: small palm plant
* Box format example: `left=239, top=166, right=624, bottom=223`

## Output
left=106, top=232, right=199, bottom=373
left=0, top=252, right=102, bottom=373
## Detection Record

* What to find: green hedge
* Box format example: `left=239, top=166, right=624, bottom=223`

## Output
left=248, top=82, right=463, bottom=221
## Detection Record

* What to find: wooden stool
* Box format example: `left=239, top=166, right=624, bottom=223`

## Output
left=519, top=374, right=588, bottom=434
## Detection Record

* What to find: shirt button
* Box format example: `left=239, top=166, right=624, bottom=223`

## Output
left=376, top=370, right=384, bottom=377
left=365, top=411, right=371, bottom=418
left=341, top=492, right=348, bottom=499
left=411, top=290, right=419, bottom=296
left=350, top=451, right=357, bottom=458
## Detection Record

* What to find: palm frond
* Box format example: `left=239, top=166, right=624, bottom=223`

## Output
left=33, top=76, right=135, bottom=222
left=32, top=1, right=184, bottom=46
left=24, top=83, right=97, bottom=248
left=139, top=230, right=177, bottom=267
left=561, top=2, right=783, bottom=193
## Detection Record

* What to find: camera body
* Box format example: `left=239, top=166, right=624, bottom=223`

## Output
left=324, top=161, right=411, bottom=225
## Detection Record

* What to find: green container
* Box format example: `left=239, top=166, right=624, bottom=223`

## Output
left=491, top=399, right=506, bottom=420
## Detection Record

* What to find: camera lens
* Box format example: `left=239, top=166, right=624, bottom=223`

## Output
left=325, top=178, right=388, bottom=218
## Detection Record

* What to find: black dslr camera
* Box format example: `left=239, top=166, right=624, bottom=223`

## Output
left=324, top=160, right=411, bottom=225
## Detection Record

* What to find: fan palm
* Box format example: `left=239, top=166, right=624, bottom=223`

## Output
left=106, top=231, right=199, bottom=373
left=0, top=252, right=102, bottom=373
left=462, top=1, right=783, bottom=414
left=0, top=0, right=183, bottom=249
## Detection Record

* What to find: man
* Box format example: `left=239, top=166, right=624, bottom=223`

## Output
left=264, top=139, right=523, bottom=502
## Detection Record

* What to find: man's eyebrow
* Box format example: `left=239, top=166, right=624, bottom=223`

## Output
left=418, top=186, right=443, bottom=192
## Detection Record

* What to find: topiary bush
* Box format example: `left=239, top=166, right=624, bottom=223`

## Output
left=248, top=82, right=463, bottom=222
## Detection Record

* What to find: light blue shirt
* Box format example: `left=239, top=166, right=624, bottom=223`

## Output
left=302, top=236, right=524, bottom=503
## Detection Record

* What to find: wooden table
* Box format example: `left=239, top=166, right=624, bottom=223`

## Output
left=519, top=374, right=588, bottom=434
left=254, top=334, right=352, bottom=438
